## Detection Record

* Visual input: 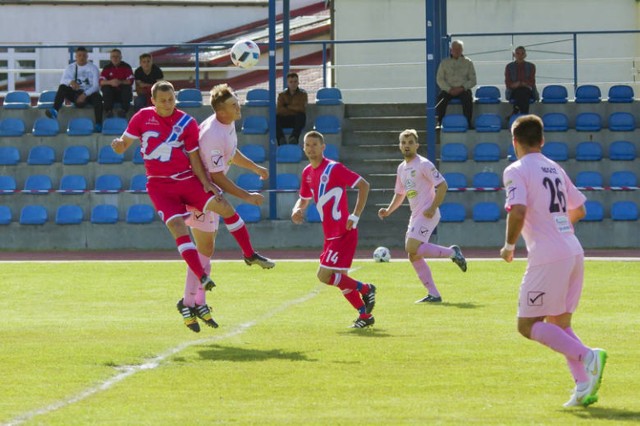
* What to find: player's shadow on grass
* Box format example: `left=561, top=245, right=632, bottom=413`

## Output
left=566, top=407, right=640, bottom=422
left=337, top=328, right=392, bottom=338
left=417, top=301, right=481, bottom=309
left=196, top=344, right=317, bottom=363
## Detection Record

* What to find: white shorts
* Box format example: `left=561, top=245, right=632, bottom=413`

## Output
left=405, top=210, right=441, bottom=244
left=185, top=207, right=219, bottom=233
left=518, top=254, right=584, bottom=318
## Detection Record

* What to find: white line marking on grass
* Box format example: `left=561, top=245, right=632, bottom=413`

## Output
left=4, top=288, right=321, bottom=426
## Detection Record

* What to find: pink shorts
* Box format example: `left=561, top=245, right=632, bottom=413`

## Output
left=406, top=210, right=441, bottom=243
left=319, top=229, right=358, bottom=271
left=185, top=207, right=219, bottom=232
left=518, top=254, right=584, bottom=318
left=147, top=175, right=216, bottom=224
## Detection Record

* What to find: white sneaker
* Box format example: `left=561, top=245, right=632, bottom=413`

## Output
left=581, top=348, right=608, bottom=407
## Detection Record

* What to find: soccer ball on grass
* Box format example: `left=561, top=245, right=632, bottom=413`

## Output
left=373, top=246, right=391, bottom=262
left=230, top=39, right=261, bottom=69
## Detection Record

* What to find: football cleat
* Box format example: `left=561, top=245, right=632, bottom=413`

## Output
left=581, top=348, right=608, bottom=406
left=362, top=284, right=377, bottom=314
left=200, top=274, right=216, bottom=291
left=194, top=303, right=219, bottom=328
left=350, top=315, right=375, bottom=329
left=450, top=245, right=467, bottom=272
left=244, top=252, right=275, bottom=269
left=176, top=299, right=200, bottom=333
left=563, top=385, right=590, bottom=407
left=415, top=294, right=442, bottom=304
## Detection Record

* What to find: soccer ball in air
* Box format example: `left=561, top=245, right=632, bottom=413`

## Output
left=373, top=246, right=391, bottom=263
left=230, top=39, right=261, bottom=69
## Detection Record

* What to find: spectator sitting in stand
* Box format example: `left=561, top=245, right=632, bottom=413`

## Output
left=100, top=48, right=134, bottom=118
left=505, top=46, right=538, bottom=118
left=276, top=72, right=308, bottom=145
left=133, top=53, right=164, bottom=111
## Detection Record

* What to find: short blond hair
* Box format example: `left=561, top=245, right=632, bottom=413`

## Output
left=399, top=129, right=419, bottom=142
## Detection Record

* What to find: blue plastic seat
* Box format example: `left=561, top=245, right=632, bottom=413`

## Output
left=128, top=174, right=148, bottom=193
left=440, top=143, right=468, bottom=162
left=472, top=172, right=501, bottom=190
left=475, top=114, right=502, bottom=132
left=0, top=206, right=12, bottom=224
left=55, top=205, right=84, bottom=225
left=22, top=175, right=52, bottom=193
left=91, top=204, right=119, bottom=224
left=276, top=173, right=300, bottom=191
left=316, top=87, right=343, bottom=105
left=575, top=84, right=601, bottom=103
left=542, top=113, right=569, bottom=132
left=608, top=112, right=635, bottom=131
left=102, top=117, right=128, bottom=136
left=474, top=86, right=501, bottom=104
left=0, top=146, right=20, bottom=165
left=242, top=115, right=269, bottom=135
left=582, top=201, right=604, bottom=222
left=132, top=148, right=144, bottom=164
left=575, top=142, right=603, bottom=161
left=58, top=175, right=87, bottom=194
left=239, top=144, right=266, bottom=163
left=27, top=145, right=55, bottom=165
left=439, top=202, right=466, bottom=222
left=575, top=171, right=604, bottom=189
left=473, top=142, right=501, bottom=162
left=472, top=202, right=501, bottom=222
left=324, top=143, right=339, bottom=161
left=507, top=144, right=517, bottom=161
left=32, top=117, right=60, bottom=136
left=0, top=117, right=26, bottom=136
left=20, top=205, right=48, bottom=225
left=441, top=114, right=468, bottom=132
left=66, top=117, right=95, bottom=136
left=36, top=90, right=57, bottom=109
left=276, top=144, right=303, bottom=163
left=609, top=141, right=636, bottom=160
left=126, top=204, right=155, bottom=224
left=611, top=201, right=638, bottom=221
left=306, top=203, right=322, bottom=223
left=98, top=145, right=124, bottom=164
left=610, top=171, right=637, bottom=189
left=541, top=142, right=569, bottom=161
left=3, top=91, right=31, bottom=109
left=575, top=112, right=602, bottom=131
left=235, top=203, right=261, bottom=223
left=608, top=85, right=634, bottom=103
left=541, top=85, right=568, bottom=104
left=0, top=176, right=17, bottom=194
left=313, top=115, right=341, bottom=134
left=236, top=173, right=264, bottom=191
left=245, top=88, right=270, bottom=107
left=443, top=172, right=467, bottom=190
left=62, top=145, right=91, bottom=165
left=94, top=174, right=123, bottom=193
left=175, top=89, right=203, bottom=108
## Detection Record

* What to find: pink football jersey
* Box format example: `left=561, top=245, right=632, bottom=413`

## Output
left=197, top=114, right=237, bottom=175
left=394, top=154, right=446, bottom=218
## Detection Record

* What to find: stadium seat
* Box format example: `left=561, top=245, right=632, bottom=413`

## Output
left=607, top=85, right=634, bottom=103
left=128, top=174, right=148, bottom=193
left=62, top=145, right=91, bottom=165
left=239, top=144, right=266, bottom=163
left=542, top=113, right=568, bottom=131
left=609, top=141, right=636, bottom=160
left=608, top=112, right=635, bottom=131
left=313, top=115, right=341, bottom=134
left=98, top=145, right=124, bottom=164
left=3, top=90, right=31, bottom=109
left=276, top=173, right=300, bottom=190
left=575, top=84, right=601, bottom=103
left=575, top=171, right=604, bottom=189
left=236, top=173, right=264, bottom=191
left=66, top=117, right=95, bottom=136
left=306, top=203, right=321, bottom=223
left=508, top=113, right=525, bottom=129
left=22, top=174, right=52, bottom=193
left=245, top=88, right=270, bottom=107
left=440, top=143, right=468, bottom=162
left=472, top=202, right=501, bottom=222
left=55, top=205, right=84, bottom=225
left=0, top=175, right=17, bottom=194
left=91, top=204, right=119, bottom=224
left=472, top=172, right=501, bottom=190
left=541, top=142, right=569, bottom=161
left=610, top=171, right=637, bottom=189
left=58, top=174, right=87, bottom=194
left=102, top=117, right=128, bottom=135
left=126, top=204, right=155, bottom=224
left=316, top=87, right=343, bottom=105
left=276, top=144, right=303, bottom=163
left=541, top=85, right=568, bottom=104
left=473, top=142, right=501, bottom=162
left=582, top=200, right=604, bottom=222
left=0, top=205, right=12, bottom=225
left=575, top=142, right=603, bottom=161
left=443, top=172, right=467, bottom=190
left=0, top=146, right=20, bottom=165
left=0, top=117, right=26, bottom=136
left=507, top=144, right=517, bottom=161
left=36, top=90, right=57, bottom=109
left=242, top=115, right=268, bottom=134
left=32, top=117, right=60, bottom=136
left=439, top=202, right=466, bottom=222
left=130, top=148, right=143, bottom=164
left=27, top=145, right=55, bottom=165
left=474, top=86, right=501, bottom=104
left=441, top=114, right=468, bottom=132
left=94, top=174, right=123, bottom=193
left=20, top=205, right=48, bottom=225
left=235, top=203, right=261, bottom=223
left=575, top=112, right=602, bottom=132
left=175, top=88, right=203, bottom=108
left=611, top=201, right=638, bottom=221
left=324, top=143, right=339, bottom=161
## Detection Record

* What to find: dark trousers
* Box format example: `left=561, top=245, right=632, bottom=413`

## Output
left=53, top=84, right=104, bottom=124
left=436, top=89, right=473, bottom=127
left=102, top=85, right=133, bottom=113
left=509, top=86, right=533, bottom=114
left=276, top=113, right=306, bottom=144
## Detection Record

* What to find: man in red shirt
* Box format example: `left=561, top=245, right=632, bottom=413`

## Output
left=100, top=48, right=134, bottom=118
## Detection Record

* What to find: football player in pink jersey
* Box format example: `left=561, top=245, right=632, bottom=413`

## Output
left=111, top=81, right=264, bottom=332
left=377, top=129, right=466, bottom=304
left=501, top=114, right=607, bottom=407
left=291, top=131, right=377, bottom=328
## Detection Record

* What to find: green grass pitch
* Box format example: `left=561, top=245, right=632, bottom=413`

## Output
left=1, top=258, right=639, bottom=425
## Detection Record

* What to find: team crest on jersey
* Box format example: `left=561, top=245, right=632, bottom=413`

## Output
left=172, top=125, right=184, bottom=136
left=410, top=170, right=416, bottom=177
left=431, top=168, right=441, bottom=179
left=321, top=175, right=329, bottom=184
left=145, top=116, right=160, bottom=126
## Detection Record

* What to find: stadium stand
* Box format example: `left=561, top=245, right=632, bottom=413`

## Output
left=607, top=85, right=634, bottom=103
left=236, top=173, right=264, bottom=191
left=3, top=91, right=31, bottom=109
left=242, top=115, right=269, bottom=134
left=91, top=204, right=119, bottom=224
left=473, top=142, right=501, bottom=162
left=0, top=117, right=26, bottom=136
left=575, top=112, right=602, bottom=131
left=306, top=203, right=321, bottom=223
left=175, top=88, right=203, bottom=108
left=0, top=205, right=11, bottom=224
left=608, top=141, right=636, bottom=160
left=276, top=144, right=303, bottom=163
left=98, top=145, right=125, bottom=164
left=36, top=90, right=56, bottom=109
left=582, top=200, right=604, bottom=222
left=611, top=201, right=638, bottom=221
left=474, top=113, right=502, bottom=132
left=443, top=172, right=467, bottom=190
left=541, top=142, right=569, bottom=161
left=236, top=203, right=261, bottom=223
left=439, top=202, right=466, bottom=222
left=0, top=175, right=16, bottom=194
left=313, top=115, right=341, bottom=134
left=94, top=174, right=123, bottom=193
left=441, top=114, right=468, bottom=132
left=240, top=144, right=266, bottom=163
left=62, top=145, right=91, bottom=165
left=276, top=173, right=301, bottom=190
left=20, top=205, right=48, bottom=225
left=471, top=172, right=501, bottom=190
left=0, top=146, right=20, bottom=165
left=102, top=117, right=128, bottom=136
left=608, top=112, right=635, bottom=131
left=472, top=202, right=501, bottom=222
left=245, top=88, right=270, bottom=107
left=542, top=113, right=569, bottom=131
left=27, top=145, right=55, bottom=165
left=128, top=174, right=148, bottom=193
left=575, top=141, right=603, bottom=161
left=575, top=171, right=604, bottom=189
left=541, top=85, right=568, bottom=104
left=575, top=84, right=601, bottom=103
left=610, top=171, right=637, bottom=189
left=324, top=143, right=339, bottom=161
left=22, top=174, right=52, bottom=193
left=55, top=205, right=84, bottom=225
left=32, top=117, right=60, bottom=136
left=67, top=117, right=95, bottom=136
left=126, top=204, right=155, bottom=224
left=441, top=143, right=468, bottom=162
left=58, top=174, right=87, bottom=194
left=474, top=86, right=501, bottom=104
left=315, top=87, right=343, bottom=105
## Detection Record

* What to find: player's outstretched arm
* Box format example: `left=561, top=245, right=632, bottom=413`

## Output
left=111, top=135, right=135, bottom=154
left=291, top=198, right=310, bottom=224
left=233, top=150, right=269, bottom=180
left=210, top=171, right=263, bottom=206
left=378, top=192, right=406, bottom=219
